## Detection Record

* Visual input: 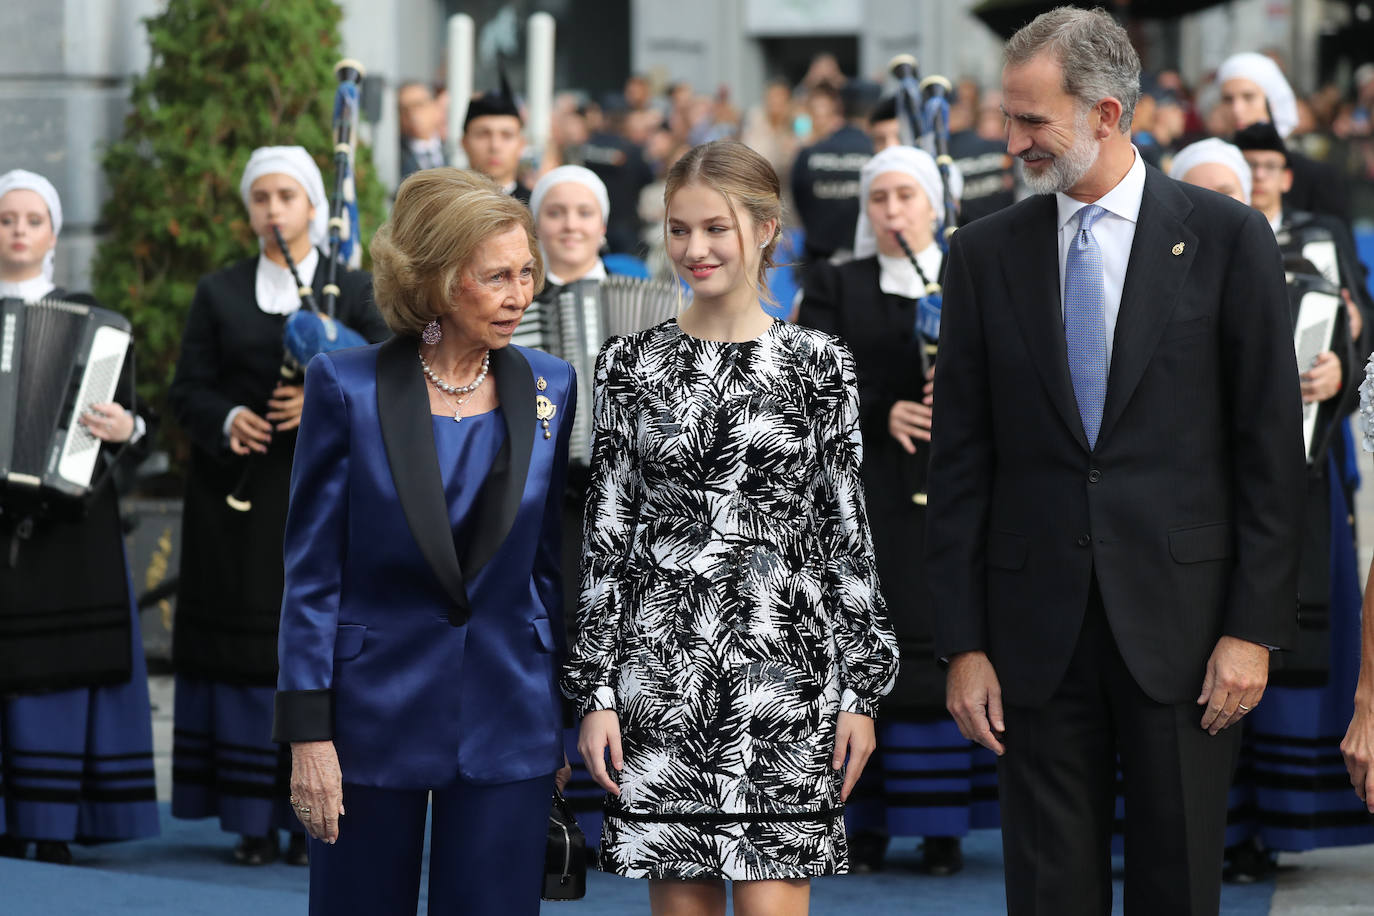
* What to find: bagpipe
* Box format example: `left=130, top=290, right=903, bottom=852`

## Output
left=887, top=54, right=960, bottom=362
left=226, top=60, right=370, bottom=511
left=888, top=55, right=960, bottom=508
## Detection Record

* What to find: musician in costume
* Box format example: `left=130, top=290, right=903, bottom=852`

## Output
left=1217, top=52, right=1351, bottom=225
left=1208, top=126, right=1374, bottom=880
left=0, top=170, right=159, bottom=864
left=797, top=146, right=995, bottom=877
left=167, top=146, right=389, bottom=866
left=462, top=77, right=531, bottom=205
left=275, top=168, right=574, bottom=916
left=526, top=163, right=665, bottom=851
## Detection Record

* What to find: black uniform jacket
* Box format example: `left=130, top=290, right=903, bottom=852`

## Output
left=167, top=255, right=388, bottom=684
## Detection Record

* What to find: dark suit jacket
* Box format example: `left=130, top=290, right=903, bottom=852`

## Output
left=925, top=165, right=1305, bottom=707
left=272, top=340, right=576, bottom=788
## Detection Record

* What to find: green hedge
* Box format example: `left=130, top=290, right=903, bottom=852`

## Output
left=93, top=0, right=386, bottom=467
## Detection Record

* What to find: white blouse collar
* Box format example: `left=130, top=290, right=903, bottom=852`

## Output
left=0, top=275, right=57, bottom=302
left=876, top=242, right=943, bottom=300
left=255, top=248, right=320, bottom=316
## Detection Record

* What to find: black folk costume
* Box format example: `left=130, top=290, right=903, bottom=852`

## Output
left=562, top=320, right=899, bottom=880
left=168, top=242, right=386, bottom=847
left=0, top=243, right=159, bottom=861
left=797, top=146, right=997, bottom=870
left=1220, top=202, right=1374, bottom=859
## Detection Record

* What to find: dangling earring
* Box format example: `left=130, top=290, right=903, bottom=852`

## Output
left=422, top=320, right=442, bottom=345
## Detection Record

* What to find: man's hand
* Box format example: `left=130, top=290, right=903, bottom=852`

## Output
left=946, top=650, right=1005, bottom=755
left=1341, top=683, right=1374, bottom=814
left=1197, top=635, right=1269, bottom=735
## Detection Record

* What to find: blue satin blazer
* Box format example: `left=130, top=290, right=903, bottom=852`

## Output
left=272, top=337, right=576, bottom=788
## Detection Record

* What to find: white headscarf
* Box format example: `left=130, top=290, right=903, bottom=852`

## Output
left=1217, top=52, right=1299, bottom=139
left=530, top=165, right=610, bottom=224
left=1168, top=138, right=1252, bottom=205
left=238, top=146, right=329, bottom=248
left=853, top=146, right=959, bottom=260
left=0, top=169, right=63, bottom=284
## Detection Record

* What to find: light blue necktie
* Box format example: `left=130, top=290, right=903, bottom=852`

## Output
left=1064, top=204, right=1108, bottom=448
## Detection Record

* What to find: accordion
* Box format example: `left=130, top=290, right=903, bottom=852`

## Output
left=0, top=297, right=131, bottom=505
left=514, top=275, right=681, bottom=463
left=1286, top=271, right=1343, bottom=463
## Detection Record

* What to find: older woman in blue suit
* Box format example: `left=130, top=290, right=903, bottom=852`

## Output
left=273, top=168, right=575, bottom=915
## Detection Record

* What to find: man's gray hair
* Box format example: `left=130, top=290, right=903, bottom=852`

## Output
left=1005, top=6, right=1141, bottom=134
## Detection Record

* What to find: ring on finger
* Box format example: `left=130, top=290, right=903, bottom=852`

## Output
left=1237, top=703, right=1251, bottom=712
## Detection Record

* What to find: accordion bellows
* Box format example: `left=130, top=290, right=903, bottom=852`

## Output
left=513, top=275, right=682, bottom=464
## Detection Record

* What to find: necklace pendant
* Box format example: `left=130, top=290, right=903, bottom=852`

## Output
left=453, top=411, right=462, bottom=423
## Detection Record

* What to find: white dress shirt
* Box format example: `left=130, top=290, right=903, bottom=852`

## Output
left=407, top=136, right=446, bottom=171
left=1055, top=147, right=1146, bottom=364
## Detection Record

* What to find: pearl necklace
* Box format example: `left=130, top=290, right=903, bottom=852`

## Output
left=419, top=350, right=490, bottom=422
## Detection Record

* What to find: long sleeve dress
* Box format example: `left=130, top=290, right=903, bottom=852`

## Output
left=561, top=318, right=899, bottom=880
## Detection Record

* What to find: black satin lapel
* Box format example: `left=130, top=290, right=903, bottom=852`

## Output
left=376, top=336, right=471, bottom=619
left=1003, top=196, right=1090, bottom=451
left=1099, top=173, right=1196, bottom=445
left=462, top=345, right=535, bottom=574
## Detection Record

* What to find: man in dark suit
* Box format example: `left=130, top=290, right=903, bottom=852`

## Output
left=397, top=82, right=447, bottom=181
left=925, top=8, right=1305, bottom=914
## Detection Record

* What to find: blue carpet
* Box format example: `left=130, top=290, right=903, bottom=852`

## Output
left=0, top=804, right=1274, bottom=914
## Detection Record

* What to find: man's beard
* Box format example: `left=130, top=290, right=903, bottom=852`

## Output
left=1020, top=110, right=1101, bottom=195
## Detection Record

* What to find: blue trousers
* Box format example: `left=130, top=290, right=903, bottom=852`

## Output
left=308, top=775, right=552, bottom=916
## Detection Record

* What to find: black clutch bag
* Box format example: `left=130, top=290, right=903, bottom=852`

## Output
left=542, top=789, right=587, bottom=901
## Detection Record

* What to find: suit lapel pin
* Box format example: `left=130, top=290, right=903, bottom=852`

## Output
left=1172, top=242, right=1185, bottom=256
left=536, top=394, right=557, bottom=439
left=536, top=376, right=547, bottom=391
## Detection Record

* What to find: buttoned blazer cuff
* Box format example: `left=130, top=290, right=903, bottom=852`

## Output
left=578, top=686, right=617, bottom=718
left=840, top=688, right=878, bottom=719
left=272, top=689, right=334, bottom=743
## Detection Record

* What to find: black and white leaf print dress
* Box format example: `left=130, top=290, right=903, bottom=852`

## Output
left=561, top=318, right=899, bottom=881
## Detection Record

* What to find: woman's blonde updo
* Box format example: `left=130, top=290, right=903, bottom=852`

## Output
left=370, top=168, right=543, bottom=337
left=663, top=139, right=784, bottom=305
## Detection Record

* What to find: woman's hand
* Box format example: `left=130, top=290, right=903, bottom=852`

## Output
left=290, top=740, right=345, bottom=844
left=832, top=711, right=877, bottom=803
left=79, top=403, right=135, bottom=443
left=1300, top=350, right=1342, bottom=404
left=577, top=710, right=623, bottom=796
left=556, top=754, right=572, bottom=793
left=266, top=384, right=306, bottom=431
left=229, top=408, right=273, bottom=455
left=888, top=400, right=933, bottom=453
